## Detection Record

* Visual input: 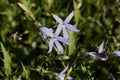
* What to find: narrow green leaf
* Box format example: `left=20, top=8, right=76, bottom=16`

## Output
left=0, top=42, right=12, bottom=77
left=21, top=62, right=30, bottom=80
left=68, top=31, right=75, bottom=55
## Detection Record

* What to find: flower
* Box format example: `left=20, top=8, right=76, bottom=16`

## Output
left=114, top=50, right=120, bottom=56
left=58, top=65, right=73, bottom=80
left=39, top=23, right=70, bottom=53
left=52, top=11, right=79, bottom=39
left=87, top=41, right=108, bottom=61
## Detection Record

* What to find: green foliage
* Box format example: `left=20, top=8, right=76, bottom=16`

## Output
left=0, top=0, right=120, bottom=79
left=0, top=42, right=12, bottom=77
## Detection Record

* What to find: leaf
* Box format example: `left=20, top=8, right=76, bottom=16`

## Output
left=68, top=31, right=75, bottom=55
left=0, top=42, right=12, bottom=76
left=21, top=62, right=30, bottom=79
left=17, top=2, right=36, bottom=20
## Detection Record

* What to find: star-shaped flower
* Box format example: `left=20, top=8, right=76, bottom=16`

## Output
left=52, top=11, right=79, bottom=39
left=58, top=65, right=73, bottom=80
left=39, top=23, right=70, bottom=53
left=87, top=41, right=108, bottom=61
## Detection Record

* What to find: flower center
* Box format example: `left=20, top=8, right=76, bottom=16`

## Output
left=53, top=36, right=57, bottom=41
left=61, top=24, right=65, bottom=28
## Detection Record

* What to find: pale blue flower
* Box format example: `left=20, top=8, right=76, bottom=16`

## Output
left=52, top=11, right=79, bottom=39
left=39, top=23, right=70, bottom=53
left=58, top=65, right=73, bottom=80
left=87, top=41, right=108, bottom=61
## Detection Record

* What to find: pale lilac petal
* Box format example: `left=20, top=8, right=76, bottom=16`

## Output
left=114, top=50, right=120, bottom=56
left=63, top=28, right=69, bottom=39
left=98, top=41, right=104, bottom=53
left=64, top=11, right=74, bottom=23
left=60, top=65, right=69, bottom=74
left=58, top=74, right=73, bottom=80
left=39, top=23, right=54, bottom=37
left=87, top=52, right=98, bottom=57
left=58, top=65, right=73, bottom=80
left=55, top=41, right=64, bottom=53
left=48, top=39, right=54, bottom=53
left=57, top=37, right=70, bottom=45
left=110, top=73, right=115, bottom=80
left=65, top=24, right=79, bottom=32
left=58, top=74, right=65, bottom=80
left=40, top=27, right=54, bottom=37
left=55, top=24, right=62, bottom=36
left=49, top=28, right=54, bottom=33
left=39, top=32, right=47, bottom=40
left=67, top=76, right=73, bottom=80
left=52, top=14, right=63, bottom=24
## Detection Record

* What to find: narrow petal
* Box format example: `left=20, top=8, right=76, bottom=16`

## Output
left=52, top=14, right=63, bottom=24
left=57, top=37, right=70, bottom=45
left=110, top=73, right=115, bottom=80
left=65, top=24, right=79, bottom=32
left=55, top=41, right=64, bottom=53
left=87, top=52, right=98, bottom=57
left=114, top=50, right=120, bottom=56
left=63, top=28, right=69, bottom=39
left=98, top=41, right=104, bottom=53
left=55, top=24, right=62, bottom=36
left=49, top=28, right=54, bottom=33
left=58, top=74, right=65, bottom=80
left=67, top=76, right=73, bottom=80
left=48, top=39, right=54, bottom=53
left=64, top=11, right=74, bottom=23
left=40, top=27, right=54, bottom=37
left=60, top=65, right=69, bottom=74
left=39, top=32, right=47, bottom=40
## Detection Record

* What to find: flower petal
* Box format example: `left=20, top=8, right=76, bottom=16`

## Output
left=114, top=50, right=120, bottom=56
left=52, top=14, right=63, bottom=24
left=40, top=26, right=54, bottom=37
left=64, top=11, right=74, bottom=23
left=67, top=76, right=73, bottom=80
left=87, top=52, right=98, bottom=57
left=98, top=41, right=104, bottom=53
left=110, top=73, right=115, bottom=80
left=48, top=39, right=54, bottom=53
left=63, top=28, right=68, bottom=39
left=55, top=24, right=62, bottom=36
left=57, top=37, right=70, bottom=45
left=58, top=74, right=65, bottom=80
left=65, top=24, right=79, bottom=32
left=55, top=41, right=64, bottom=53
left=39, top=32, right=47, bottom=40
left=60, top=65, right=69, bottom=74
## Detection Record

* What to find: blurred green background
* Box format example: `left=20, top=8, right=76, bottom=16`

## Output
left=0, top=0, right=120, bottom=79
